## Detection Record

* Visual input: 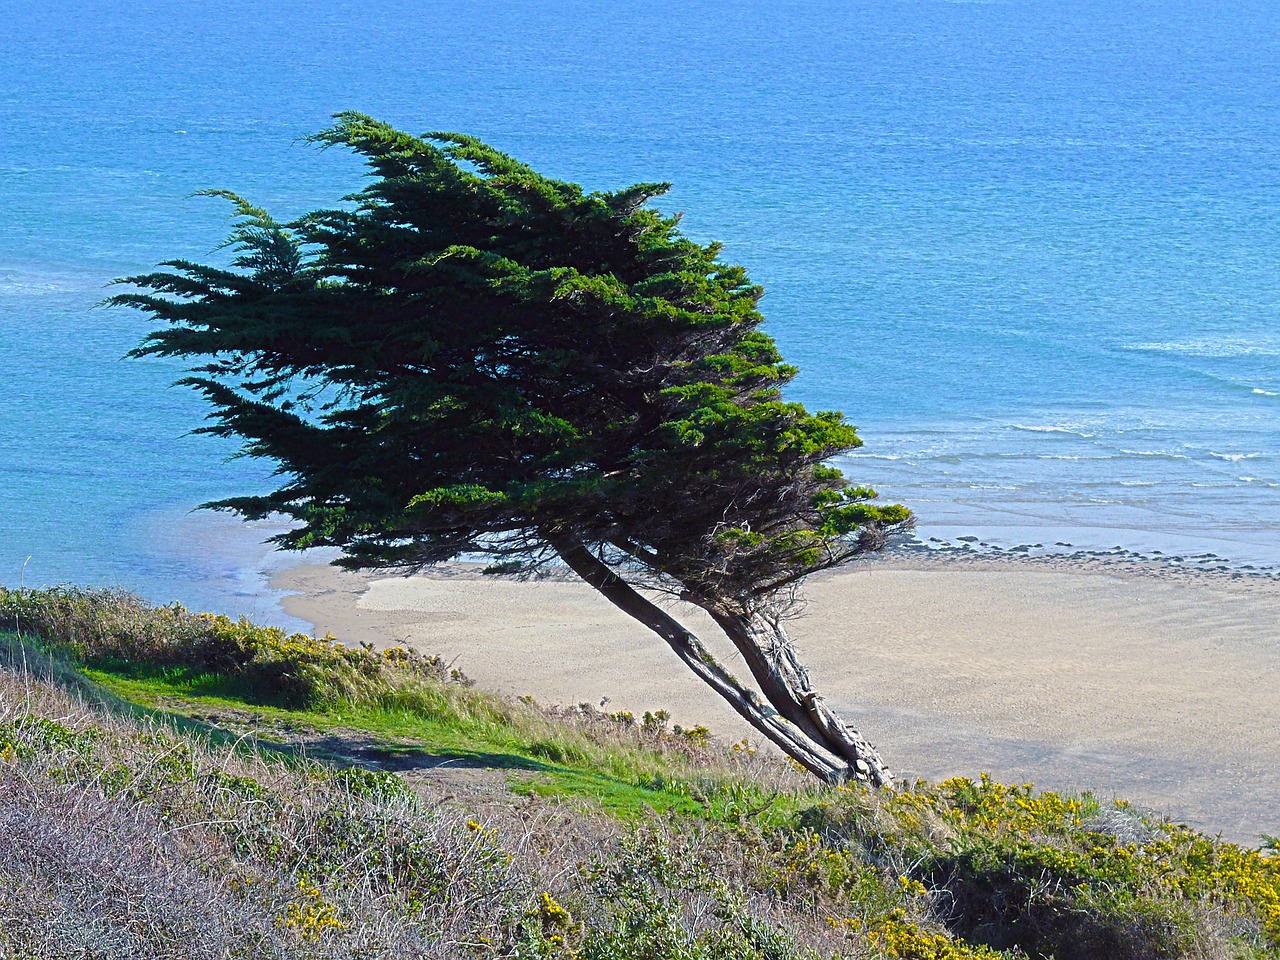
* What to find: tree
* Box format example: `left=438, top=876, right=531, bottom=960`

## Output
left=112, top=113, right=913, bottom=786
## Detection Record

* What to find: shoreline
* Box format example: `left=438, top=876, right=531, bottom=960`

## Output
left=274, top=548, right=1280, bottom=844
left=888, top=532, right=1280, bottom=580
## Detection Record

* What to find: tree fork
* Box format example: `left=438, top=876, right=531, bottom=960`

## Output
left=545, top=531, right=891, bottom=786
left=702, top=606, right=894, bottom=787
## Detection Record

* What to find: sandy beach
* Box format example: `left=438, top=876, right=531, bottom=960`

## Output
left=275, top=552, right=1280, bottom=844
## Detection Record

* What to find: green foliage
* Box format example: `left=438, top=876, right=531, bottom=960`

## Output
left=0, top=584, right=460, bottom=709
left=110, top=113, right=910, bottom=606
left=549, top=828, right=814, bottom=960
left=0, top=715, right=98, bottom=764
left=803, top=774, right=1280, bottom=958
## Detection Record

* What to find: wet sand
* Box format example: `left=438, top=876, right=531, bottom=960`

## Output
left=275, top=553, right=1280, bottom=844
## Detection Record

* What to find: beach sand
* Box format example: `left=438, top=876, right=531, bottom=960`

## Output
left=275, top=553, right=1280, bottom=844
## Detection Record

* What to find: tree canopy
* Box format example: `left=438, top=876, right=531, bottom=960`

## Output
left=113, top=113, right=912, bottom=784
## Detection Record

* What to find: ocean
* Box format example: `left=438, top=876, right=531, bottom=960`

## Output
left=3, top=0, right=1279, bottom=620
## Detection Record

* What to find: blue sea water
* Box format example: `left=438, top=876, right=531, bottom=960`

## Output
left=3, top=0, right=1280, bottom=618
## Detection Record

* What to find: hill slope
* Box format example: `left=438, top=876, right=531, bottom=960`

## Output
left=1, top=585, right=1277, bottom=959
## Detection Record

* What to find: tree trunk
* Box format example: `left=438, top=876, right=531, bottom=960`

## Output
left=544, top=532, right=893, bottom=787
left=700, top=605, right=893, bottom=787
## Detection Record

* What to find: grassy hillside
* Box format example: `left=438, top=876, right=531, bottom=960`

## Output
left=1, top=585, right=1278, bottom=959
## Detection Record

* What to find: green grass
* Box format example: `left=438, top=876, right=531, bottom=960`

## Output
left=11, top=605, right=766, bottom=822
left=5, top=585, right=1280, bottom=960
left=76, top=653, right=807, bottom=822
left=0, top=581, right=789, bottom=818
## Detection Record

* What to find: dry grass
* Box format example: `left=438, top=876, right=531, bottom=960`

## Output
left=0, top=647, right=525, bottom=957
left=0, top=637, right=846, bottom=959
left=1, top=591, right=1278, bottom=959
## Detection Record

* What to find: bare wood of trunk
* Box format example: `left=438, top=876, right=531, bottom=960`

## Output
left=701, top=606, right=894, bottom=788
left=545, top=532, right=886, bottom=786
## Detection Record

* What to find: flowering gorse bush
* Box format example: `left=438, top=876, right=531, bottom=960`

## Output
left=803, top=774, right=1280, bottom=959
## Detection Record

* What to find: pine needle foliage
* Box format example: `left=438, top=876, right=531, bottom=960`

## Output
left=111, top=112, right=909, bottom=605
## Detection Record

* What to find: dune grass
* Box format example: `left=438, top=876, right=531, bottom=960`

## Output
left=76, top=653, right=803, bottom=821
left=0, top=584, right=817, bottom=822
left=2, top=584, right=1279, bottom=959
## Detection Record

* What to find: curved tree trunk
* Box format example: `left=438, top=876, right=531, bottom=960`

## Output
left=700, top=605, right=893, bottom=787
left=545, top=532, right=893, bottom=787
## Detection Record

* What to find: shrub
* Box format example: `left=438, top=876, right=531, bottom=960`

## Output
left=802, top=775, right=1279, bottom=959
left=0, top=585, right=462, bottom=708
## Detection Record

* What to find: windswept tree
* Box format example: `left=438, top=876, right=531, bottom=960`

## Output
left=113, top=114, right=912, bottom=785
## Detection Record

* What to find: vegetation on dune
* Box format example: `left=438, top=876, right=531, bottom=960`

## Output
left=0, top=584, right=806, bottom=819
left=1, top=586, right=1279, bottom=958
